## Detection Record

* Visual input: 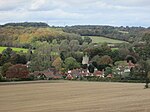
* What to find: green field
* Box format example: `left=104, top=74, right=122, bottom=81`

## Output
left=111, top=48, right=119, bottom=51
left=0, top=47, right=28, bottom=53
left=84, top=36, right=127, bottom=43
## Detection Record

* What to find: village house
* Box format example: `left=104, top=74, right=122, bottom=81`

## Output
left=93, top=70, right=105, bottom=77
left=66, top=68, right=105, bottom=80
left=33, top=69, right=62, bottom=80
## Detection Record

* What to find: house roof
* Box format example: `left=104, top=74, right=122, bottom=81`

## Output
left=33, top=71, right=62, bottom=78
left=94, top=70, right=102, bottom=74
left=107, top=74, right=113, bottom=78
left=42, top=72, right=54, bottom=77
left=33, top=71, right=41, bottom=76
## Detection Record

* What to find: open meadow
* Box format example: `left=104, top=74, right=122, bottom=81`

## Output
left=86, top=36, right=127, bottom=44
left=0, top=81, right=150, bottom=112
left=0, top=46, right=28, bottom=53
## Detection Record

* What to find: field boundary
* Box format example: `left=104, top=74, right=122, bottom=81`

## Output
left=0, top=80, right=65, bottom=86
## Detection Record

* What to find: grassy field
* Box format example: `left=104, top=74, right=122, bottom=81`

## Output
left=0, top=81, right=149, bottom=112
left=0, top=46, right=28, bottom=53
left=84, top=36, right=127, bottom=43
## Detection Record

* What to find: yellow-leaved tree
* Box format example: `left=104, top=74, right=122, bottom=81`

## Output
left=52, top=57, right=62, bottom=71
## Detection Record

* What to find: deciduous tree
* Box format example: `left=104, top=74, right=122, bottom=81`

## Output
left=52, top=57, right=62, bottom=71
left=1, top=62, right=12, bottom=77
left=64, top=57, right=80, bottom=70
left=99, top=55, right=113, bottom=65
left=30, top=41, right=52, bottom=71
left=6, top=64, right=29, bottom=79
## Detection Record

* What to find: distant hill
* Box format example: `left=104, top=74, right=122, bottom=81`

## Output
left=0, top=22, right=49, bottom=28
left=1, top=22, right=150, bottom=49
left=63, top=25, right=150, bottom=42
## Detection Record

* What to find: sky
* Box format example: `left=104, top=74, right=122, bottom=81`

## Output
left=0, top=0, right=150, bottom=27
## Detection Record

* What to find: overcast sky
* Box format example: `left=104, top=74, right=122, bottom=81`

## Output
left=0, top=0, right=150, bottom=27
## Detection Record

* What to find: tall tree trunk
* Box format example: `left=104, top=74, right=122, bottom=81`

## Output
left=145, top=71, right=149, bottom=88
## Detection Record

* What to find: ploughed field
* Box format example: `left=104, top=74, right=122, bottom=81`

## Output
left=0, top=81, right=150, bottom=112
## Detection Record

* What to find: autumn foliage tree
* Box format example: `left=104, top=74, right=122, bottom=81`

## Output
left=99, top=55, right=113, bottom=65
left=6, top=64, right=29, bottom=79
left=52, top=57, right=62, bottom=71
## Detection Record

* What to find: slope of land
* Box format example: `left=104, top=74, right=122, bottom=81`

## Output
left=0, top=81, right=149, bottom=112
left=85, top=36, right=127, bottom=43
left=0, top=26, right=81, bottom=47
left=63, top=25, right=150, bottom=42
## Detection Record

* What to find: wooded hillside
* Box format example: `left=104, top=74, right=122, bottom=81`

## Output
left=63, top=25, right=150, bottom=42
left=0, top=22, right=150, bottom=48
left=0, top=23, right=82, bottom=48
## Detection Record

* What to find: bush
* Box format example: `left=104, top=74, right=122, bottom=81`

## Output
left=0, top=74, right=7, bottom=82
left=82, top=76, right=145, bottom=83
left=0, top=74, right=3, bottom=80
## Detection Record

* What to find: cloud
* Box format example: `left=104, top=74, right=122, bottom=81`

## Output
left=0, top=0, right=150, bottom=27
left=0, top=0, right=28, bottom=11
left=104, top=0, right=150, bottom=7
left=29, top=0, right=58, bottom=11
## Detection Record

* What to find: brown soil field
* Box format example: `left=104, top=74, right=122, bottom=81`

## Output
left=0, top=81, right=150, bottom=112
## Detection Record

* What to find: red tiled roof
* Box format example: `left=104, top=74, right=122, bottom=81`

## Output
left=33, top=71, right=59, bottom=78
left=94, top=71, right=102, bottom=76
left=43, top=72, right=54, bottom=77
left=107, top=74, right=113, bottom=78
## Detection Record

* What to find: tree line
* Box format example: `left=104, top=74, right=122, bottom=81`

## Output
left=0, top=22, right=49, bottom=28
